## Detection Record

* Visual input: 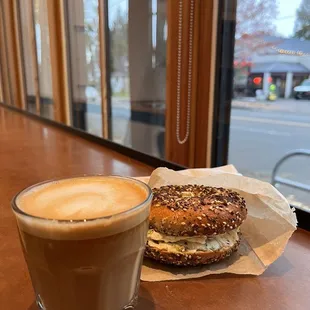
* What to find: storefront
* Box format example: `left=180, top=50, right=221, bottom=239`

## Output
left=250, top=62, right=310, bottom=98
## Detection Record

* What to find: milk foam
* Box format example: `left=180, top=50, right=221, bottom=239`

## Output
left=14, top=176, right=151, bottom=240
left=17, top=176, right=148, bottom=220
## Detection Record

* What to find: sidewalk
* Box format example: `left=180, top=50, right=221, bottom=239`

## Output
left=232, top=98, right=310, bottom=115
left=111, top=96, right=310, bottom=115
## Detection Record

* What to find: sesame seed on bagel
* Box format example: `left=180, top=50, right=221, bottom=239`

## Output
left=150, top=184, right=247, bottom=237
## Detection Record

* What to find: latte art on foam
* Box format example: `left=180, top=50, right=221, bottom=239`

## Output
left=17, top=176, right=148, bottom=220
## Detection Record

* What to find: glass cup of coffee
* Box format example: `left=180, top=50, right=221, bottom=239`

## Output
left=11, top=176, right=152, bottom=310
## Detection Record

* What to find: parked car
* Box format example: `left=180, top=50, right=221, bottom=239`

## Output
left=294, top=79, right=310, bottom=99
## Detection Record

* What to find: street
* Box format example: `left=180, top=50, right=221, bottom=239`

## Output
left=229, top=99, right=310, bottom=210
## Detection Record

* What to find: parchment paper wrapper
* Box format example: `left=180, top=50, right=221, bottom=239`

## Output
left=136, top=165, right=297, bottom=282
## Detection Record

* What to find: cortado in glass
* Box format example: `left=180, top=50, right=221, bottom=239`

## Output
left=12, top=176, right=152, bottom=310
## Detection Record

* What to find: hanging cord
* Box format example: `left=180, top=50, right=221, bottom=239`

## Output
left=176, top=0, right=194, bottom=144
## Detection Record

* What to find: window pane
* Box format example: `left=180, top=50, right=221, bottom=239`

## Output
left=33, top=0, right=54, bottom=120
left=231, top=0, right=310, bottom=212
left=19, top=0, right=37, bottom=114
left=67, top=0, right=102, bottom=136
left=108, top=0, right=167, bottom=158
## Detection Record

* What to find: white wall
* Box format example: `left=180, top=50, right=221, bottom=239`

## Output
left=128, top=0, right=166, bottom=102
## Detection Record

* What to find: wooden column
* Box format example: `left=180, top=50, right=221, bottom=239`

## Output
left=165, top=0, right=217, bottom=167
left=194, top=0, right=218, bottom=167
left=0, top=66, right=3, bottom=103
left=0, top=2, right=12, bottom=105
left=98, top=0, right=109, bottom=139
left=47, top=0, right=71, bottom=124
left=12, top=0, right=27, bottom=110
left=0, top=0, right=26, bottom=109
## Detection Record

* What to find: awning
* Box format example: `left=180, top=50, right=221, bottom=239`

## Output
left=250, top=62, right=310, bottom=74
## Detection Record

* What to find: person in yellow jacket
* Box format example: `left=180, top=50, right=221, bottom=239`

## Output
left=268, top=83, right=277, bottom=101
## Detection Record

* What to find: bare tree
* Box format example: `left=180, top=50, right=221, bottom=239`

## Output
left=235, top=0, right=279, bottom=63
left=110, top=8, right=128, bottom=73
left=236, top=0, right=279, bottom=39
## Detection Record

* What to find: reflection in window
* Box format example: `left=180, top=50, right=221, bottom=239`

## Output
left=67, top=0, right=102, bottom=136
left=19, top=0, right=37, bottom=114
left=109, top=0, right=167, bottom=158
left=230, top=0, right=310, bottom=212
left=33, top=0, right=54, bottom=119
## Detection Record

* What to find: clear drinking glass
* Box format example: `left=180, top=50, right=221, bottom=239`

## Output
left=11, top=176, right=152, bottom=310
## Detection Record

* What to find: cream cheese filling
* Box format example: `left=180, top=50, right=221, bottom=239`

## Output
left=147, top=228, right=239, bottom=253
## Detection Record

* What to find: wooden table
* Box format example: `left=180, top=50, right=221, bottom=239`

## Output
left=1, top=106, right=309, bottom=310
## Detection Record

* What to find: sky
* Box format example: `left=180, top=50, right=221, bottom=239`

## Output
left=94, top=0, right=303, bottom=39
left=275, top=0, right=302, bottom=37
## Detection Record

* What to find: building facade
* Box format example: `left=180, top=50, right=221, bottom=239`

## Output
left=234, top=36, right=310, bottom=98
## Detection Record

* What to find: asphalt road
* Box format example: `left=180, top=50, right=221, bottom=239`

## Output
left=229, top=107, right=310, bottom=209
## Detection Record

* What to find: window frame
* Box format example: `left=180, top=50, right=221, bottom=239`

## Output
left=0, top=0, right=308, bottom=231
left=17, top=0, right=41, bottom=114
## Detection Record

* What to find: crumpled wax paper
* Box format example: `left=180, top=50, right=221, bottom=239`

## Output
left=136, top=165, right=297, bottom=282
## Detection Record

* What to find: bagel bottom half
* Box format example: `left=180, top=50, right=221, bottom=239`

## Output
left=145, top=232, right=241, bottom=266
